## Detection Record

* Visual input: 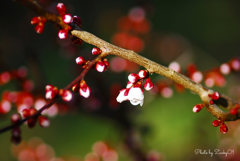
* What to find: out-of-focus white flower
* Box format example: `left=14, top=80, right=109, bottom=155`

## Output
left=128, top=87, right=144, bottom=106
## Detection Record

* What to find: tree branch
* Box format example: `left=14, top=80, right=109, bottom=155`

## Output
left=13, top=0, right=240, bottom=122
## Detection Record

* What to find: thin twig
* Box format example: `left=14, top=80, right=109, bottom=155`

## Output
left=0, top=55, right=102, bottom=134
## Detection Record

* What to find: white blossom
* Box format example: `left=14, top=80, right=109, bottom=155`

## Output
left=126, top=81, right=133, bottom=88
left=116, top=89, right=128, bottom=103
left=128, top=87, right=144, bottom=106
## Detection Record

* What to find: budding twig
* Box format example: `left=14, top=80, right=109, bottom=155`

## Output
left=12, top=0, right=240, bottom=122
left=0, top=55, right=102, bottom=134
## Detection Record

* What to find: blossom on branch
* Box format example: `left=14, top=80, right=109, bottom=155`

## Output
left=116, top=70, right=152, bottom=106
left=128, top=87, right=144, bottom=106
left=79, top=80, right=91, bottom=98
left=116, top=89, right=129, bottom=103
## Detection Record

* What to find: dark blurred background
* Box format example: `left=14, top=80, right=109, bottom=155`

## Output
left=0, top=0, right=240, bottom=161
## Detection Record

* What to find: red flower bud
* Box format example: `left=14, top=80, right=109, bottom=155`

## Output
left=211, top=92, right=220, bottom=101
left=193, top=104, right=203, bottom=113
left=35, top=24, right=44, bottom=34
left=220, top=124, right=228, bottom=134
left=31, top=16, right=40, bottom=25
left=56, top=3, right=66, bottom=15
left=212, top=120, right=220, bottom=127
left=230, top=108, right=238, bottom=115
left=92, top=47, right=102, bottom=55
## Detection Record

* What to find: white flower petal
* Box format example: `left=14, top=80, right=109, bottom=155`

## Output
left=128, top=87, right=144, bottom=106
left=126, top=82, right=133, bottom=88
left=116, top=89, right=128, bottom=103
left=130, top=98, right=144, bottom=106
left=128, top=87, right=144, bottom=100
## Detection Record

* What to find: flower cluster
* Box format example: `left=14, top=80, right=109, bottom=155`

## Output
left=56, top=3, right=82, bottom=42
left=203, top=57, right=240, bottom=87
left=0, top=66, right=34, bottom=91
left=116, top=70, right=153, bottom=106
left=152, top=58, right=240, bottom=99
left=208, top=92, right=220, bottom=105
left=22, top=108, right=50, bottom=128
left=0, top=91, right=34, bottom=115
left=0, top=88, right=58, bottom=145
left=212, top=120, right=228, bottom=134
left=56, top=3, right=72, bottom=39
left=91, top=47, right=110, bottom=72
left=75, top=48, right=109, bottom=73
left=10, top=107, right=50, bottom=145
left=31, top=16, right=47, bottom=34
left=183, top=58, right=240, bottom=88
left=0, top=89, right=60, bottom=118
left=192, top=91, right=240, bottom=134
left=45, top=85, right=72, bottom=102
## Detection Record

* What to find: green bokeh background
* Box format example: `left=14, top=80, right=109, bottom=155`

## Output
left=1, top=0, right=240, bottom=161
